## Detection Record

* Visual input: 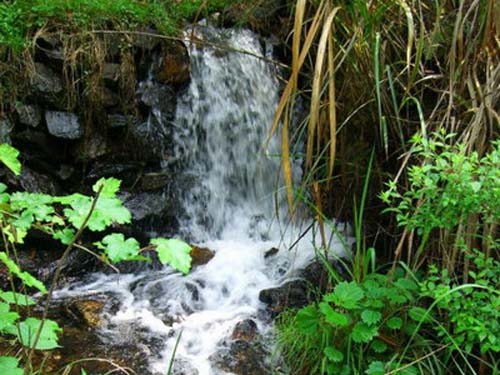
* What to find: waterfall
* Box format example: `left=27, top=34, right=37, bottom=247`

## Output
left=53, top=24, right=347, bottom=375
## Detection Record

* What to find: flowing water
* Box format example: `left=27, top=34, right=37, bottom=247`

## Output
left=54, top=25, right=348, bottom=374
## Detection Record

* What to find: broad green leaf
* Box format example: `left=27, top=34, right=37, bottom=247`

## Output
left=0, top=252, right=47, bottom=293
left=101, top=233, right=140, bottom=263
left=53, top=228, right=75, bottom=245
left=93, top=177, right=121, bottom=198
left=351, top=322, right=378, bottom=343
left=319, top=302, right=349, bottom=327
left=324, top=346, right=344, bottom=363
left=386, top=316, right=403, bottom=330
left=325, top=281, right=365, bottom=309
left=81, top=369, right=88, bottom=375
left=0, top=183, right=6, bottom=193
left=151, top=238, right=192, bottom=274
left=371, top=339, right=388, bottom=353
left=365, top=361, right=385, bottom=375
left=0, top=143, right=21, bottom=175
left=361, top=309, right=382, bottom=325
left=0, top=302, right=19, bottom=331
left=295, top=305, right=319, bottom=335
left=394, top=278, right=418, bottom=291
left=0, top=356, right=23, bottom=375
left=10, top=192, right=54, bottom=222
left=7, top=317, right=61, bottom=350
left=0, top=291, right=36, bottom=306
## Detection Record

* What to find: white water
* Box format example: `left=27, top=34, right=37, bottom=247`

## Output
left=54, top=25, right=348, bottom=375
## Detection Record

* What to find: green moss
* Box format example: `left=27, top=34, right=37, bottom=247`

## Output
left=0, top=0, right=241, bottom=52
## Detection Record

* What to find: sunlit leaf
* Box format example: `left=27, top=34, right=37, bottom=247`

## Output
left=0, top=356, right=23, bottom=375
left=101, top=233, right=140, bottom=263
left=151, top=238, right=192, bottom=274
left=0, top=143, right=21, bottom=175
left=6, top=318, right=62, bottom=350
left=0, top=291, right=36, bottom=306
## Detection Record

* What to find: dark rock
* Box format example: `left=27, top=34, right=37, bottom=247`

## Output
left=210, top=340, right=271, bottom=375
left=103, top=63, right=121, bottom=81
left=140, top=172, right=170, bottom=191
left=190, top=246, right=215, bottom=267
left=76, top=132, right=107, bottom=160
left=0, top=117, right=13, bottom=143
left=107, top=113, right=137, bottom=128
left=5, top=166, right=59, bottom=194
left=154, top=42, right=190, bottom=85
left=99, top=86, right=120, bottom=107
left=232, top=319, right=258, bottom=342
left=57, top=164, right=75, bottom=180
left=259, top=280, right=310, bottom=315
left=130, top=30, right=161, bottom=51
left=264, top=247, right=279, bottom=258
left=124, top=191, right=171, bottom=222
left=45, top=111, right=83, bottom=139
left=31, top=63, right=63, bottom=94
left=15, top=103, right=42, bottom=127
left=87, top=161, right=141, bottom=181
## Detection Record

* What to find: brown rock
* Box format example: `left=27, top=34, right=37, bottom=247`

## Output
left=64, top=299, right=105, bottom=327
left=232, top=319, right=258, bottom=342
left=190, top=246, right=215, bottom=267
left=155, top=42, right=190, bottom=85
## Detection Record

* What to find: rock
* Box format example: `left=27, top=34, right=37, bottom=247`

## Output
left=154, top=41, right=190, bottom=85
left=76, top=132, right=107, bottom=160
left=130, top=30, right=161, bottom=51
left=170, top=359, right=199, bottom=375
left=5, top=166, right=59, bottom=194
left=190, top=246, right=215, bottom=267
left=64, top=299, right=105, bottom=327
left=31, top=63, right=63, bottom=94
left=259, top=280, right=310, bottom=315
left=140, top=172, right=170, bottom=191
left=45, top=111, right=83, bottom=139
left=107, top=114, right=137, bottom=128
left=232, top=319, right=258, bottom=342
left=103, top=63, right=121, bottom=81
left=264, top=247, right=279, bottom=258
left=210, top=340, right=271, bottom=375
left=124, top=191, right=171, bottom=222
left=0, top=117, right=13, bottom=143
left=100, top=86, right=120, bottom=107
left=15, top=103, right=42, bottom=127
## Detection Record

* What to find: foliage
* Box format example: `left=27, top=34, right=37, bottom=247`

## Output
left=277, top=269, right=426, bottom=374
left=0, top=144, right=193, bottom=372
left=421, top=250, right=500, bottom=356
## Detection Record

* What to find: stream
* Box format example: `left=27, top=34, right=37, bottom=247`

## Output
left=52, top=24, right=348, bottom=375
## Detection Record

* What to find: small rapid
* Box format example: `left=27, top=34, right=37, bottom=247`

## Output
left=54, top=24, right=348, bottom=375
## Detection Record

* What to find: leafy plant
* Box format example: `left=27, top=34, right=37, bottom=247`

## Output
left=277, top=269, right=426, bottom=374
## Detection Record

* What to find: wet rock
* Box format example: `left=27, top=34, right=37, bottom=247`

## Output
left=45, top=111, right=83, bottom=139
left=264, top=247, right=279, bottom=258
left=107, top=113, right=137, bottom=128
left=259, top=279, right=310, bottom=315
left=124, top=191, right=171, bottom=222
left=16, top=103, right=42, bottom=127
left=103, top=63, right=121, bottom=81
left=31, top=63, right=63, bottom=94
left=140, top=172, right=170, bottom=191
left=232, top=319, right=258, bottom=342
left=130, top=30, right=161, bottom=51
left=5, top=166, right=59, bottom=194
left=210, top=340, right=271, bottom=375
left=190, top=246, right=215, bottom=267
left=170, top=358, right=199, bottom=375
left=76, top=132, right=107, bottom=160
left=100, top=86, right=120, bottom=107
left=154, top=41, right=190, bottom=85
left=87, top=161, right=141, bottom=181
left=0, top=117, right=13, bottom=143
left=64, top=299, right=105, bottom=327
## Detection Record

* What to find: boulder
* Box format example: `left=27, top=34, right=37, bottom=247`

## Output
left=102, top=63, right=121, bottom=81
left=232, top=319, right=258, bottom=342
left=0, top=117, right=13, bottom=143
left=31, top=63, right=63, bottom=94
left=140, top=172, right=170, bottom=191
left=15, top=103, right=42, bottom=127
left=45, top=111, right=83, bottom=139
left=210, top=340, right=271, bottom=375
left=5, top=166, right=59, bottom=194
left=154, top=41, right=190, bottom=85
left=64, top=298, right=105, bottom=327
left=190, top=246, right=215, bottom=267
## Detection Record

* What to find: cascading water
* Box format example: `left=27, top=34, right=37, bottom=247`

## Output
left=53, top=24, right=348, bottom=375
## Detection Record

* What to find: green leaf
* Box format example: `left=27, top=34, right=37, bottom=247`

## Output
left=371, top=339, right=387, bottom=353
left=0, top=291, right=36, bottom=306
left=325, top=281, right=365, bottom=309
left=0, top=143, right=21, bottom=175
left=386, top=316, right=403, bottom=330
left=0, top=356, right=23, bottom=375
left=295, top=305, right=319, bottom=335
left=319, top=302, right=349, bottom=327
left=361, top=309, right=382, bottom=325
left=93, top=177, right=121, bottom=198
left=6, top=317, right=62, bottom=350
left=101, top=233, right=140, bottom=263
left=0, top=302, right=19, bottom=331
left=351, top=322, right=378, bottom=343
left=53, top=228, right=75, bottom=245
left=151, top=238, right=192, bottom=274
left=365, top=361, right=385, bottom=375
left=0, top=252, right=47, bottom=293
left=324, top=346, right=344, bottom=363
